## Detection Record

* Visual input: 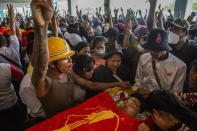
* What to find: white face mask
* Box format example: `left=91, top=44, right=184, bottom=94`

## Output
left=168, top=31, right=179, bottom=44
left=95, top=48, right=105, bottom=56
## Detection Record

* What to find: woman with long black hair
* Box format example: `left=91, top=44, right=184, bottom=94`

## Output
left=140, top=89, right=197, bottom=131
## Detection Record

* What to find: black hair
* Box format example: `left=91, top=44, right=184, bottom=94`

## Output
left=104, top=27, right=120, bottom=38
left=73, top=54, right=95, bottom=77
left=26, top=40, right=34, bottom=55
left=190, top=59, right=197, bottom=73
left=67, top=23, right=80, bottom=34
left=129, top=93, right=145, bottom=113
left=0, top=34, right=7, bottom=47
left=146, top=89, right=197, bottom=131
left=118, top=33, right=125, bottom=46
left=92, top=36, right=107, bottom=49
left=74, top=41, right=89, bottom=52
left=190, top=21, right=196, bottom=25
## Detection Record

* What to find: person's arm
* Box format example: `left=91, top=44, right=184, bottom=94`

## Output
left=7, top=4, right=16, bottom=35
left=5, top=4, right=21, bottom=65
left=114, top=8, right=118, bottom=23
left=109, top=10, right=113, bottom=28
left=131, top=10, right=139, bottom=28
left=15, top=21, right=22, bottom=41
left=51, top=11, right=58, bottom=37
left=147, top=0, right=157, bottom=30
left=31, top=0, right=53, bottom=98
left=178, top=11, right=182, bottom=19
left=120, top=7, right=125, bottom=22
left=187, top=12, right=196, bottom=23
left=73, top=72, right=131, bottom=91
left=139, top=10, right=146, bottom=25
left=144, top=9, right=148, bottom=21
left=123, top=23, right=132, bottom=49
left=168, top=9, right=174, bottom=20
left=157, top=5, right=164, bottom=30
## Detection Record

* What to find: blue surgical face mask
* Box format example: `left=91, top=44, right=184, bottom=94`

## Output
left=95, top=48, right=105, bottom=56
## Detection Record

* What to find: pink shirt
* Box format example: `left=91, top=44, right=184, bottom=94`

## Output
left=92, top=53, right=105, bottom=68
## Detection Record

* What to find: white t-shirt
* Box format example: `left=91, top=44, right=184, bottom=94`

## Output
left=20, top=73, right=46, bottom=118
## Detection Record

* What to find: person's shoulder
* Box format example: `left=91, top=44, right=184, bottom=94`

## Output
left=94, top=65, right=107, bottom=72
left=9, top=34, right=17, bottom=40
left=140, top=53, right=151, bottom=58
left=0, top=62, right=10, bottom=67
left=20, top=73, right=33, bottom=95
left=139, top=53, right=152, bottom=63
left=0, top=63, right=10, bottom=72
left=169, top=53, right=187, bottom=69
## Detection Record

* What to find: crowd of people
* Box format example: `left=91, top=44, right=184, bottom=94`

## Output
left=0, top=0, right=197, bottom=130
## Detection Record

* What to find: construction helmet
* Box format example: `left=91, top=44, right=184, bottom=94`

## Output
left=48, top=37, right=75, bottom=62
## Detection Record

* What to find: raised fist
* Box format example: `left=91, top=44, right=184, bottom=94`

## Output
left=31, top=0, right=53, bottom=27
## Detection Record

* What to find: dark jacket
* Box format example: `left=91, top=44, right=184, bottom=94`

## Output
left=91, top=64, right=132, bottom=83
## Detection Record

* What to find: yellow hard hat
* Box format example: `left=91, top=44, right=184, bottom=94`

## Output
left=48, top=37, right=75, bottom=62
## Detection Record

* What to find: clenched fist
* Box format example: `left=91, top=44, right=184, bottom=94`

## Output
left=31, top=0, right=53, bottom=27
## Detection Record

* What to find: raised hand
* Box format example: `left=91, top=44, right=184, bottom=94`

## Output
left=51, top=10, right=59, bottom=37
left=31, top=0, right=53, bottom=27
left=135, top=10, right=139, bottom=17
left=7, top=4, right=15, bottom=22
left=168, top=9, right=172, bottom=14
left=178, top=11, right=181, bottom=18
left=99, top=7, right=102, bottom=14
left=158, top=4, right=163, bottom=16
left=191, top=12, right=196, bottom=17
left=7, top=4, right=16, bottom=35
left=121, top=7, right=123, bottom=13
left=139, top=9, right=142, bottom=16
left=148, top=0, right=157, bottom=4
left=146, top=9, right=148, bottom=14
left=125, top=23, right=132, bottom=37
